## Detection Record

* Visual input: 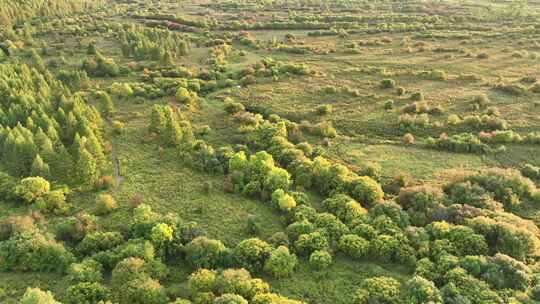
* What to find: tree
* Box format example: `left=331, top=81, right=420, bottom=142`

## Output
left=77, top=147, right=98, bottom=186
left=263, top=246, right=297, bottom=278
left=97, top=91, right=115, bottom=118
left=31, top=154, right=50, bottom=177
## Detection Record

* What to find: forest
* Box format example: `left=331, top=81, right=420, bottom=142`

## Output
left=0, top=0, right=540, bottom=303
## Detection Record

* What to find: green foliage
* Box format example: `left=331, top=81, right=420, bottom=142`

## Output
left=309, top=250, right=332, bottom=270
left=95, top=194, right=118, bottom=215
left=338, top=234, right=369, bottom=259
left=15, top=176, right=50, bottom=203
left=20, top=288, right=60, bottom=304
left=294, top=232, right=329, bottom=256
left=0, top=229, right=74, bottom=272
left=184, top=236, right=228, bottom=269
left=65, top=282, right=109, bottom=304
left=233, top=238, right=272, bottom=273
left=263, top=246, right=297, bottom=278
left=403, top=276, right=442, bottom=304
left=68, top=259, right=103, bottom=283
left=354, top=276, right=401, bottom=304
left=111, top=257, right=168, bottom=304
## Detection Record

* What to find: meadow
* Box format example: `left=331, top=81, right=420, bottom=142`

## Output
left=1, top=0, right=540, bottom=303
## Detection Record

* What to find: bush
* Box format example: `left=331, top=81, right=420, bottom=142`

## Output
left=338, top=234, right=369, bottom=259
left=95, top=194, right=118, bottom=215
left=15, top=176, right=50, bottom=203
left=263, top=246, right=297, bottom=278
left=188, top=268, right=216, bottom=294
left=112, top=120, right=125, bottom=134
left=309, top=250, right=332, bottom=270
left=68, top=259, right=103, bottom=283
left=403, top=133, right=414, bottom=144
left=403, top=276, right=442, bottom=304
left=494, top=83, right=528, bottom=96
left=410, top=92, right=424, bottom=101
left=351, top=176, right=384, bottom=207
left=65, top=282, right=109, bottom=304
left=354, top=276, right=401, bottom=304
left=383, top=99, right=394, bottom=110
left=214, top=294, right=248, bottom=304
left=271, top=189, right=297, bottom=212
left=0, top=229, right=74, bottom=272
left=77, top=231, right=124, bottom=255
left=35, top=189, right=68, bottom=214
left=380, top=79, right=396, bottom=89
left=185, top=236, right=228, bottom=269
left=294, top=232, right=329, bottom=256
left=111, top=257, right=168, bottom=304
left=316, top=104, right=333, bottom=115
left=20, top=288, right=60, bottom=304
left=233, top=238, right=272, bottom=273
left=225, top=102, right=245, bottom=114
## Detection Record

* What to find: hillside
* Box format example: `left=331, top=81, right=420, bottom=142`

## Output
left=1, top=0, right=540, bottom=303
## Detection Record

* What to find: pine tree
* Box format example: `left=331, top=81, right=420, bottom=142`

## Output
left=76, top=147, right=98, bottom=186
left=31, top=154, right=50, bottom=177
left=149, top=105, right=166, bottom=133
left=98, top=91, right=114, bottom=118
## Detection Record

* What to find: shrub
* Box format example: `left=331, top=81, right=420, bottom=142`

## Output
left=188, top=269, right=216, bottom=294
left=494, top=83, right=528, bottom=96
left=403, top=276, right=442, bottom=304
left=233, top=238, right=272, bottom=273
left=225, top=102, right=245, bottom=114
left=380, top=79, right=396, bottom=89
left=316, top=104, right=332, bottom=115
left=294, top=232, right=329, bottom=256
left=338, top=234, right=369, bottom=259
left=20, top=288, right=60, bottom=304
left=184, top=236, right=228, bottom=269
left=410, top=92, right=424, bottom=101
left=77, top=231, right=124, bottom=255
left=214, top=294, right=248, bottom=304
left=271, top=189, right=297, bottom=212
left=95, top=194, right=118, bottom=215
left=68, top=259, right=103, bottom=283
left=309, top=250, right=332, bottom=270
left=112, top=120, right=125, bottom=134
left=35, top=190, right=68, bottom=214
left=263, top=246, right=297, bottom=278
left=111, top=257, right=168, bottom=304
left=351, top=176, right=384, bottom=207
left=354, top=276, right=401, bottom=304
left=403, top=133, right=414, bottom=144
left=65, top=282, right=109, bottom=304
left=0, top=229, right=74, bottom=272
left=383, top=99, right=394, bottom=110
left=15, top=176, right=50, bottom=203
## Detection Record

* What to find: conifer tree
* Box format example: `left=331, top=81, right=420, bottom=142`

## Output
left=76, top=147, right=98, bottom=186
left=31, top=154, right=50, bottom=177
